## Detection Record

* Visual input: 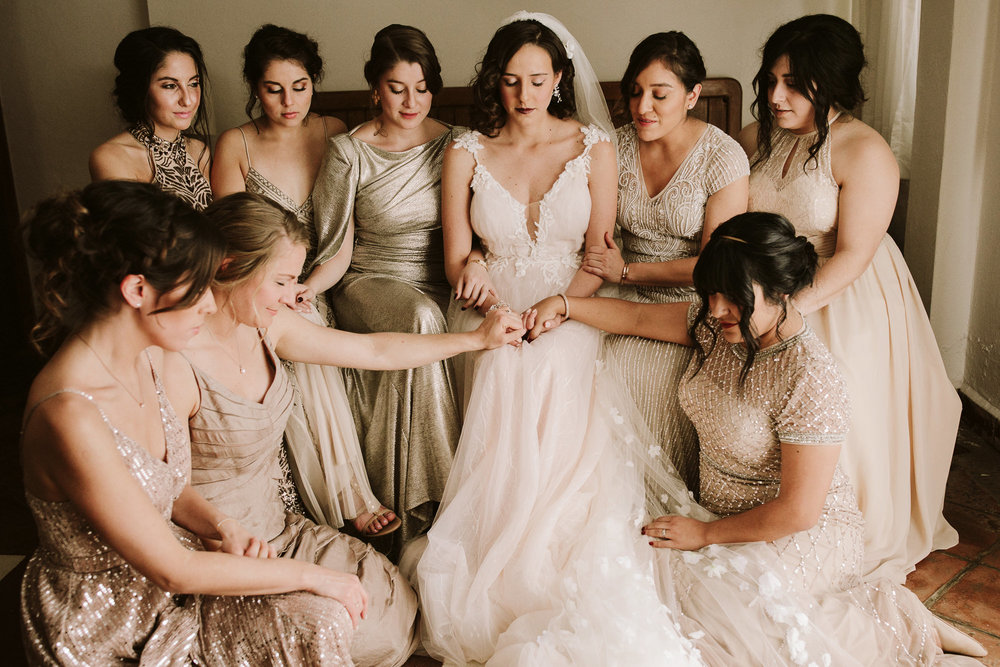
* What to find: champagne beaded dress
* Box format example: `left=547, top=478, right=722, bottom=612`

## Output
left=186, top=337, right=418, bottom=667
left=610, top=122, right=748, bottom=489
left=644, top=310, right=982, bottom=666
left=748, top=122, right=960, bottom=583
left=21, top=370, right=355, bottom=665
left=312, top=127, right=462, bottom=557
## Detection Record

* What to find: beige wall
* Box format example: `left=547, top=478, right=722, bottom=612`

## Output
left=0, top=0, right=851, bottom=215
left=962, top=1, right=1000, bottom=415
left=0, top=0, right=147, bottom=212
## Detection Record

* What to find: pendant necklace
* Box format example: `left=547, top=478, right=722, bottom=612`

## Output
left=207, top=320, right=256, bottom=375
left=76, top=334, right=145, bottom=408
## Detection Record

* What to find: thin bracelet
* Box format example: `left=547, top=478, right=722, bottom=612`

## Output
left=472, top=258, right=488, bottom=269
left=620, top=262, right=630, bottom=284
left=216, top=517, right=238, bottom=532
left=486, top=300, right=510, bottom=313
left=558, top=293, right=570, bottom=320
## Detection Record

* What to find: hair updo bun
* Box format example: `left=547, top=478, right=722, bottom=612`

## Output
left=25, top=181, right=225, bottom=355
left=690, top=211, right=818, bottom=383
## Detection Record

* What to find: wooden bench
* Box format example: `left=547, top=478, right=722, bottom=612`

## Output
left=312, top=77, right=743, bottom=138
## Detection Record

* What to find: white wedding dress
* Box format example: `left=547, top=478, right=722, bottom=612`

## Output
left=410, top=125, right=702, bottom=666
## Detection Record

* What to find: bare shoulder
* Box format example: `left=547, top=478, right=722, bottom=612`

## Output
left=159, top=349, right=200, bottom=418
left=89, top=133, right=149, bottom=181
left=315, top=113, right=347, bottom=136
left=738, top=122, right=760, bottom=158
left=830, top=115, right=897, bottom=180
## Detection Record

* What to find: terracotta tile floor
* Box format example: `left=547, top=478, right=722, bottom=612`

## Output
left=1, top=395, right=997, bottom=664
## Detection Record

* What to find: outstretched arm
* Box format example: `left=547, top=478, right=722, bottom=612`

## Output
left=271, top=305, right=525, bottom=368
left=527, top=294, right=693, bottom=345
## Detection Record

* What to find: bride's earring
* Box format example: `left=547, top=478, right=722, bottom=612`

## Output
left=552, top=83, right=562, bottom=104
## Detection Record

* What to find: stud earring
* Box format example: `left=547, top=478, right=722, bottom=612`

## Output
left=552, top=83, right=562, bottom=104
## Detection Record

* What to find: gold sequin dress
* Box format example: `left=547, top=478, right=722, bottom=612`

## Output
left=187, top=336, right=418, bottom=667
left=609, top=123, right=749, bottom=489
left=645, top=314, right=979, bottom=665
left=312, top=127, right=462, bottom=557
left=749, top=123, right=959, bottom=583
left=21, top=374, right=355, bottom=665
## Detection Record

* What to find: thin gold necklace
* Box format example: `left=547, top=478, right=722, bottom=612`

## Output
left=207, top=320, right=257, bottom=375
left=76, top=333, right=145, bottom=408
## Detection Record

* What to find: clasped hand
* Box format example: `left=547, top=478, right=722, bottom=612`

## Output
left=641, top=515, right=709, bottom=551
left=210, top=518, right=278, bottom=559
left=582, top=232, right=625, bottom=283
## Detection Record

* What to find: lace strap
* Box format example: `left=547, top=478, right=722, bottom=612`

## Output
left=452, top=130, right=484, bottom=163
left=580, top=123, right=611, bottom=149
left=237, top=126, right=253, bottom=169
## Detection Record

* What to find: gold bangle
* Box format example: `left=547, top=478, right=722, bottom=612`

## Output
left=216, top=517, right=237, bottom=532
left=558, top=293, right=570, bottom=320
left=621, top=262, right=630, bottom=284
left=472, top=258, right=488, bottom=269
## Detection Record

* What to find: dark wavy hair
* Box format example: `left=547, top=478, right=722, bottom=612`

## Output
left=616, top=31, right=706, bottom=125
left=243, top=24, right=324, bottom=121
left=112, top=27, right=212, bottom=145
left=689, top=212, right=818, bottom=384
left=24, top=181, right=225, bottom=356
left=751, top=14, right=866, bottom=169
left=364, top=24, right=443, bottom=115
left=470, top=19, right=576, bottom=136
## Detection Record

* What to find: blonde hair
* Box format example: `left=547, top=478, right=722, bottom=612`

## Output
left=204, top=192, right=309, bottom=288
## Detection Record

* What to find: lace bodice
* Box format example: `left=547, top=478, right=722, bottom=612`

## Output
left=748, top=125, right=840, bottom=257
left=454, top=124, right=609, bottom=302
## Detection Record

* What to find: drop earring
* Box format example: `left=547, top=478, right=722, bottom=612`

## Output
left=552, top=83, right=562, bottom=103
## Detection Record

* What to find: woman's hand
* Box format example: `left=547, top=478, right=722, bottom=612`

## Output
left=293, top=283, right=315, bottom=313
left=642, top=515, right=710, bottom=551
left=477, top=308, right=526, bottom=349
left=214, top=518, right=278, bottom=559
left=583, top=231, right=626, bottom=283
left=306, top=568, right=369, bottom=629
left=455, top=260, right=496, bottom=311
left=524, top=295, right=566, bottom=341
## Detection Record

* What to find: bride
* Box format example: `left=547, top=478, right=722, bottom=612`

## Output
left=407, top=13, right=702, bottom=666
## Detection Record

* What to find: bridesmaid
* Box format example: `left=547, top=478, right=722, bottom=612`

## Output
left=309, top=25, right=463, bottom=557
left=739, top=13, right=960, bottom=582
left=583, top=32, right=748, bottom=489
left=90, top=27, right=213, bottom=210
left=21, top=181, right=366, bottom=664
left=172, top=193, right=523, bottom=666
left=211, top=25, right=397, bottom=537
left=212, top=23, right=346, bottom=316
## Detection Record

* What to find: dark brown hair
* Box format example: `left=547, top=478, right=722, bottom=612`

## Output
left=364, top=24, right=443, bottom=110
left=25, top=181, right=225, bottom=356
left=470, top=19, right=575, bottom=136
left=616, top=32, right=706, bottom=125
left=751, top=14, right=866, bottom=168
left=242, top=24, right=324, bottom=120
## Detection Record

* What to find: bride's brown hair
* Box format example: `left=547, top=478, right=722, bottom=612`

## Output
left=470, top=19, right=575, bottom=137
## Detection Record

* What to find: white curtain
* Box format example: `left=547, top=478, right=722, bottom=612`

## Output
left=857, top=0, right=921, bottom=178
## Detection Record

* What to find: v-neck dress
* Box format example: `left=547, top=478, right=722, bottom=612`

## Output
left=608, top=122, right=748, bottom=490
left=749, top=123, right=960, bottom=584
left=413, top=126, right=700, bottom=666
left=187, top=336, right=419, bottom=667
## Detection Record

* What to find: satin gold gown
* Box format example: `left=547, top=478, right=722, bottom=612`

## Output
left=313, top=127, right=461, bottom=557
left=609, top=122, right=748, bottom=489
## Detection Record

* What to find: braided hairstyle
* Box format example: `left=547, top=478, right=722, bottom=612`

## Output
left=25, top=181, right=225, bottom=356
left=690, top=211, right=818, bottom=384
